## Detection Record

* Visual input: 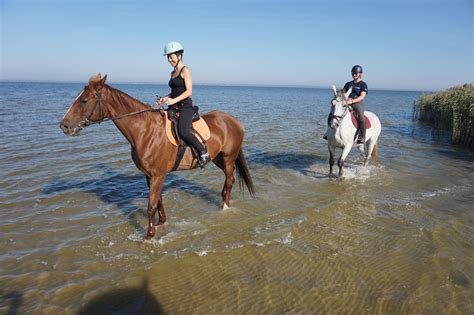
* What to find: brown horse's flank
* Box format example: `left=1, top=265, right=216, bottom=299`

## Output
left=60, top=74, right=255, bottom=240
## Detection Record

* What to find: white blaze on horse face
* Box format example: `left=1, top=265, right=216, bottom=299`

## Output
left=331, top=96, right=346, bottom=124
left=74, top=89, right=85, bottom=102
left=62, top=89, right=85, bottom=120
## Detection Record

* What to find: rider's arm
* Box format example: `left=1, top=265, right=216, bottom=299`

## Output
left=348, top=91, right=367, bottom=105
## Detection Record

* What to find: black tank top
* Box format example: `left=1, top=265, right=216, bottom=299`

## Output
left=168, top=67, right=192, bottom=106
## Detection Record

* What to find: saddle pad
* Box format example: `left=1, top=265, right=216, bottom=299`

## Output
left=351, top=111, right=372, bottom=129
left=165, top=111, right=211, bottom=146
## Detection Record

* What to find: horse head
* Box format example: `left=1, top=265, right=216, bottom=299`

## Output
left=329, top=85, right=352, bottom=129
left=60, top=73, right=108, bottom=136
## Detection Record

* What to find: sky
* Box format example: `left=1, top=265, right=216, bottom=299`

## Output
left=1, top=0, right=472, bottom=91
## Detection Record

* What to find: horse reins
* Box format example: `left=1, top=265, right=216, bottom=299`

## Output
left=77, top=89, right=164, bottom=129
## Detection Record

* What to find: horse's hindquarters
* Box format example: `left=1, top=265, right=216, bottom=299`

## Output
left=202, top=111, right=245, bottom=155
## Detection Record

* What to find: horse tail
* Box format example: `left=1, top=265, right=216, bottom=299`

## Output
left=371, top=142, right=378, bottom=163
left=235, top=149, right=256, bottom=196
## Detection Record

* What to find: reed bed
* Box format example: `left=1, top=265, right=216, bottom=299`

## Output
left=413, top=83, right=474, bottom=147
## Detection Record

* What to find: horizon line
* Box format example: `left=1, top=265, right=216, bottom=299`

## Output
left=0, top=79, right=439, bottom=93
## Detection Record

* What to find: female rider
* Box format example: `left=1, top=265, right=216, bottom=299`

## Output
left=157, top=41, right=211, bottom=167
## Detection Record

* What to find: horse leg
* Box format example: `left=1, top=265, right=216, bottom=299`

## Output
left=211, top=153, right=234, bottom=209
left=145, top=175, right=165, bottom=241
left=357, top=143, right=366, bottom=165
left=328, top=144, right=336, bottom=177
left=338, top=145, right=353, bottom=178
left=365, top=138, right=378, bottom=166
left=222, top=159, right=236, bottom=209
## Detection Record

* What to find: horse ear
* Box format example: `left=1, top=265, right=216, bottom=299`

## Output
left=89, top=73, right=102, bottom=84
left=101, top=74, right=107, bottom=85
left=332, top=85, right=337, bottom=96
left=89, top=74, right=97, bottom=84
left=344, top=86, right=352, bottom=99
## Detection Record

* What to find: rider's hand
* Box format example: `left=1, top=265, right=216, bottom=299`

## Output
left=155, top=96, right=164, bottom=106
left=159, top=96, right=170, bottom=105
left=166, top=97, right=176, bottom=105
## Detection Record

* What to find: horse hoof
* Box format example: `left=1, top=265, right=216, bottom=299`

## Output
left=146, top=226, right=156, bottom=238
left=222, top=203, right=230, bottom=211
left=143, top=238, right=153, bottom=244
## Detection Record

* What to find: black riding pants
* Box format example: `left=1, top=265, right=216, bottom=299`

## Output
left=352, top=103, right=366, bottom=136
left=177, top=104, right=206, bottom=154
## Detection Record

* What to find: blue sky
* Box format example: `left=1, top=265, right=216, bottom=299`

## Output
left=1, top=0, right=472, bottom=90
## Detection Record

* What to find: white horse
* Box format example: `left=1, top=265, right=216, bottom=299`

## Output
left=326, top=85, right=381, bottom=178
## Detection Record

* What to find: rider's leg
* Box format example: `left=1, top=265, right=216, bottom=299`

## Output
left=353, top=103, right=366, bottom=144
left=178, top=105, right=211, bottom=166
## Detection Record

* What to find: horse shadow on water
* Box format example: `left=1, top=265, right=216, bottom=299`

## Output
left=43, top=163, right=222, bottom=232
left=246, top=147, right=330, bottom=179
left=0, top=290, right=22, bottom=315
left=77, top=277, right=164, bottom=315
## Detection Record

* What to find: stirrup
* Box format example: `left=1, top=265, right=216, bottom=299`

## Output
left=323, top=135, right=328, bottom=141
left=198, top=152, right=211, bottom=168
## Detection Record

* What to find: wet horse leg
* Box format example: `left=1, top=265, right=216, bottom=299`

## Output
left=357, top=143, right=366, bottom=164
left=213, top=153, right=236, bottom=209
left=328, top=143, right=336, bottom=177
left=338, top=145, right=353, bottom=178
left=222, top=158, right=236, bottom=209
left=145, top=175, right=165, bottom=241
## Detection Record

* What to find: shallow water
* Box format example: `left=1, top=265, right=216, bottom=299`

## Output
left=1, top=82, right=473, bottom=314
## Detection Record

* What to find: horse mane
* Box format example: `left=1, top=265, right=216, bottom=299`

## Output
left=105, top=84, right=154, bottom=122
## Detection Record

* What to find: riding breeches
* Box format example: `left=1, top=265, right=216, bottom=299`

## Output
left=177, top=104, right=206, bottom=154
left=352, top=103, right=366, bottom=135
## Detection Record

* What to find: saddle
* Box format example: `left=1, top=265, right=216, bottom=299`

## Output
left=351, top=111, right=372, bottom=129
left=165, top=106, right=211, bottom=170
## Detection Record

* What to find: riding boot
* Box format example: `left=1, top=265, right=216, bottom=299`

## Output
left=198, top=150, right=211, bottom=168
left=357, top=125, right=366, bottom=144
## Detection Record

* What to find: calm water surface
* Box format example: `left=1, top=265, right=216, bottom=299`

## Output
left=1, top=82, right=473, bottom=314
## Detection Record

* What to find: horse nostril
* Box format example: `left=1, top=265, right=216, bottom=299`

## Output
left=60, top=123, right=69, bottom=132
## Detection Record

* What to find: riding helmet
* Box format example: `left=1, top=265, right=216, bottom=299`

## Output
left=351, top=65, right=363, bottom=74
left=163, top=41, right=184, bottom=56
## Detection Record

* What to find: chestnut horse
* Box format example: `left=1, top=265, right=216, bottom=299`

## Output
left=60, top=74, right=255, bottom=240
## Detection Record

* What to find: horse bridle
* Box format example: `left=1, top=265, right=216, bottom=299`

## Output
left=330, top=98, right=351, bottom=127
left=75, top=87, right=163, bottom=129
left=74, top=88, right=105, bottom=129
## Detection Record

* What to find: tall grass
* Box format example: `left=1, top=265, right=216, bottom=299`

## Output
left=413, top=83, right=474, bottom=147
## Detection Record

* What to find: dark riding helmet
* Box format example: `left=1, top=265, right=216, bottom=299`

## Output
left=351, top=65, right=363, bottom=74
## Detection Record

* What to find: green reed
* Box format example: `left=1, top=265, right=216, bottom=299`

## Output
left=413, top=83, right=474, bottom=147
